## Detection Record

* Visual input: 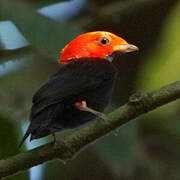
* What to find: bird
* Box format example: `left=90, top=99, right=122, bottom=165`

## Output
left=19, top=31, right=138, bottom=147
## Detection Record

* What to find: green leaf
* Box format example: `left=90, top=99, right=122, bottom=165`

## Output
left=136, top=2, right=180, bottom=142
left=137, top=1, right=180, bottom=117
left=0, top=0, right=83, bottom=59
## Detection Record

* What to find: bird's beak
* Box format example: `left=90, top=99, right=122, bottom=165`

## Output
left=113, top=44, right=139, bottom=53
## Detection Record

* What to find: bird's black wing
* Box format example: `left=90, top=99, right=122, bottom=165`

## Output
left=19, top=59, right=116, bottom=147
left=31, top=60, right=107, bottom=119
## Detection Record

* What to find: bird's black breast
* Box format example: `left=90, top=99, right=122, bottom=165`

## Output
left=51, top=59, right=117, bottom=127
left=30, top=58, right=117, bottom=139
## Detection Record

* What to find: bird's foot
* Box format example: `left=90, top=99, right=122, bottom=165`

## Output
left=49, top=127, right=58, bottom=149
left=49, top=127, right=68, bottom=150
left=75, top=101, right=106, bottom=120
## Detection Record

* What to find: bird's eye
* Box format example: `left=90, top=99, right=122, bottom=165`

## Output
left=99, top=37, right=110, bottom=46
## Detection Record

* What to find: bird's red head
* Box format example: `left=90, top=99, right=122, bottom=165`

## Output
left=59, top=31, right=138, bottom=64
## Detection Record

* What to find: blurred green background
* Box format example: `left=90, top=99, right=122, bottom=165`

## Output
left=0, top=0, right=180, bottom=179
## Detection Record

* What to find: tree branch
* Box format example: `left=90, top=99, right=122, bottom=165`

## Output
left=0, top=46, right=34, bottom=63
left=0, top=80, right=180, bottom=179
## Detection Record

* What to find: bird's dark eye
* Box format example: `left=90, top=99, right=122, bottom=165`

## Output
left=99, top=37, right=110, bottom=46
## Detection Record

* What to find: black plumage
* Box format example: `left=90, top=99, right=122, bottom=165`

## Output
left=20, top=58, right=117, bottom=145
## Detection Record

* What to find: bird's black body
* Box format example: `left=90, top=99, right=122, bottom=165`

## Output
left=21, top=58, right=117, bottom=144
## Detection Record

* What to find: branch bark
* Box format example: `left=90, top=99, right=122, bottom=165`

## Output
left=0, top=80, right=180, bottom=179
